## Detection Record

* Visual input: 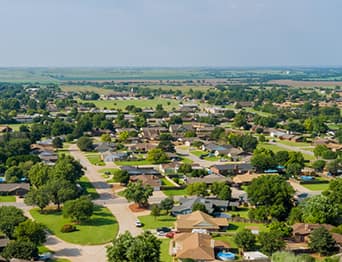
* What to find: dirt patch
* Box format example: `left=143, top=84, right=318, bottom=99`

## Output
left=129, top=203, right=149, bottom=213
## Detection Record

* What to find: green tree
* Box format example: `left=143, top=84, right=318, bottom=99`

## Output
left=27, top=162, right=50, bottom=188
left=178, top=163, right=193, bottom=174
left=272, top=251, right=315, bottom=262
left=146, top=148, right=168, bottom=164
left=192, top=202, right=208, bottom=213
left=101, top=134, right=112, bottom=142
left=159, top=197, right=174, bottom=214
left=52, top=154, right=84, bottom=182
left=113, top=170, right=129, bottom=185
left=234, top=229, right=256, bottom=251
left=0, top=206, right=27, bottom=238
left=309, top=227, right=337, bottom=256
left=258, top=231, right=285, bottom=255
left=24, top=188, right=50, bottom=211
left=45, top=178, right=78, bottom=210
left=63, top=196, right=94, bottom=223
left=150, top=204, right=161, bottom=221
left=312, top=160, right=326, bottom=172
left=5, top=166, right=24, bottom=183
left=210, top=182, right=231, bottom=200
left=107, top=231, right=134, bottom=261
left=286, top=163, right=302, bottom=178
left=77, top=136, right=94, bottom=151
left=275, top=151, right=290, bottom=166
left=13, top=220, right=46, bottom=245
left=157, top=140, right=175, bottom=153
left=247, top=175, right=294, bottom=221
left=52, top=137, right=63, bottom=148
left=1, top=240, right=38, bottom=261
left=251, top=148, right=276, bottom=172
left=123, top=181, right=153, bottom=207
left=268, top=221, right=293, bottom=238
left=186, top=182, right=208, bottom=197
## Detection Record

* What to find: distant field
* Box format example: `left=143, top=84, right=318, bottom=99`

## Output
left=61, top=85, right=115, bottom=95
left=80, top=98, right=180, bottom=110
left=269, top=79, right=342, bottom=87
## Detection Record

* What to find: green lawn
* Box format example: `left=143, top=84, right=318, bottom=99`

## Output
left=7, top=123, right=33, bottom=131
left=190, top=150, right=207, bottom=157
left=213, top=235, right=238, bottom=248
left=78, top=176, right=99, bottom=199
left=115, top=159, right=155, bottom=166
left=138, top=214, right=176, bottom=229
left=226, top=222, right=267, bottom=233
left=257, top=143, right=315, bottom=161
left=180, top=156, right=193, bottom=164
left=228, top=208, right=250, bottom=219
left=30, top=206, right=118, bottom=245
left=0, top=195, right=16, bottom=202
left=99, top=168, right=120, bottom=174
left=162, top=188, right=188, bottom=197
left=161, top=177, right=175, bottom=187
left=84, top=153, right=105, bottom=166
left=301, top=183, right=330, bottom=191
left=57, top=143, right=71, bottom=157
left=276, top=140, right=312, bottom=147
left=80, top=98, right=180, bottom=111
left=160, top=239, right=172, bottom=262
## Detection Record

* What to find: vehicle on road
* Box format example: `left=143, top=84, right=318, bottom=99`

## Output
left=135, top=220, right=143, bottom=227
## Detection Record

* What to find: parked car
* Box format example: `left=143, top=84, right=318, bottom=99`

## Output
left=135, top=220, right=143, bottom=227
left=165, top=232, right=175, bottom=238
left=157, top=231, right=167, bottom=236
left=156, top=227, right=171, bottom=233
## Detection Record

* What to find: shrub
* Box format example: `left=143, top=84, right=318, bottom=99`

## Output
left=61, top=224, right=77, bottom=233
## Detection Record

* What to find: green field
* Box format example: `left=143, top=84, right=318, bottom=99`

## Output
left=162, top=187, right=188, bottom=197
left=160, top=239, right=172, bottom=262
left=79, top=98, right=180, bottom=110
left=301, top=183, right=330, bottom=191
left=257, top=143, right=315, bottom=161
left=0, top=195, right=16, bottom=202
left=30, top=206, right=118, bottom=245
left=138, top=214, right=176, bottom=229
left=78, top=176, right=99, bottom=199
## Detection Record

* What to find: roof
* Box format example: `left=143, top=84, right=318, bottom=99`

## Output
left=176, top=211, right=228, bottom=231
left=292, top=223, right=335, bottom=235
left=130, top=175, right=161, bottom=188
left=172, top=197, right=229, bottom=214
left=173, top=233, right=215, bottom=260
left=187, top=174, right=231, bottom=185
left=232, top=173, right=277, bottom=184
left=120, top=166, right=160, bottom=176
left=211, top=163, right=253, bottom=172
left=0, top=183, right=30, bottom=193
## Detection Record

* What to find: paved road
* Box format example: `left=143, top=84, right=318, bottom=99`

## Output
left=288, top=179, right=322, bottom=196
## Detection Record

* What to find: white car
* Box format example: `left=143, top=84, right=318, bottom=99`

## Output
left=135, top=220, right=142, bottom=227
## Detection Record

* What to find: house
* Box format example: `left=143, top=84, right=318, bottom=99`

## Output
left=243, top=251, right=269, bottom=261
left=175, top=211, right=228, bottom=233
left=201, top=143, right=233, bottom=156
left=0, top=183, right=30, bottom=197
left=0, top=126, right=13, bottom=133
left=127, top=142, right=157, bottom=152
left=160, top=162, right=182, bottom=174
left=170, top=233, right=229, bottom=261
left=38, top=151, right=58, bottom=164
left=140, top=127, right=167, bottom=141
left=292, top=223, right=335, bottom=243
left=186, top=174, right=231, bottom=185
left=101, top=151, right=128, bottom=162
left=95, top=142, right=116, bottom=153
left=129, top=175, right=161, bottom=191
left=120, top=166, right=161, bottom=176
left=232, top=173, right=277, bottom=186
left=210, top=163, right=254, bottom=176
left=171, top=197, right=229, bottom=216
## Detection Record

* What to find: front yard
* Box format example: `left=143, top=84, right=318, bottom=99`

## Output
left=138, top=214, right=176, bottom=230
left=0, top=195, right=16, bottom=202
left=84, top=152, right=105, bottom=166
left=30, top=206, right=118, bottom=245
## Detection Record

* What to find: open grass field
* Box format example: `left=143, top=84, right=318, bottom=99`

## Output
left=228, top=208, right=250, bottom=219
left=0, top=195, right=16, bottom=202
left=84, top=152, right=105, bottom=166
left=30, top=206, right=118, bottom=245
left=227, top=222, right=267, bottom=233
left=277, top=140, right=312, bottom=148
left=79, top=98, right=180, bottom=110
left=162, top=187, right=188, bottom=197
left=78, top=176, right=99, bottom=199
left=61, top=85, right=115, bottom=95
left=160, top=239, right=172, bottom=262
left=138, top=214, right=176, bottom=229
left=301, top=183, right=330, bottom=191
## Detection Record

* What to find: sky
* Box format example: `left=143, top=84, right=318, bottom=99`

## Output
left=0, top=0, right=341, bottom=67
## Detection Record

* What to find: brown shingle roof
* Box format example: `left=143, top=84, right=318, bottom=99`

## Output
left=292, top=223, right=335, bottom=235
left=175, top=211, right=228, bottom=231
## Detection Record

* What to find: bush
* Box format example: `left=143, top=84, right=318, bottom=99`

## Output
left=61, top=224, right=77, bottom=233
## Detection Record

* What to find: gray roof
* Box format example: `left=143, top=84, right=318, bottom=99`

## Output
left=0, top=183, right=30, bottom=192
left=171, top=197, right=229, bottom=214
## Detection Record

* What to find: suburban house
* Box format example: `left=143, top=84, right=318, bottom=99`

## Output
left=186, top=174, right=231, bottom=185
left=0, top=126, right=13, bottom=133
left=171, top=197, right=229, bottom=216
left=160, top=162, right=182, bottom=174
left=120, top=166, right=161, bottom=176
left=127, top=142, right=157, bottom=153
left=210, top=163, right=254, bottom=176
left=140, top=127, right=168, bottom=141
left=170, top=232, right=229, bottom=262
left=175, top=211, right=228, bottom=233
left=201, top=143, right=234, bottom=156
left=94, top=142, right=116, bottom=153
left=38, top=151, right=58, bottom=165
left=232, top=173, right=277, bottom=186
left=101, top=151, right=128, bottom=162
left=0, top=183, right=30, bottom=197
left=129, top=175, right=161, bottom=191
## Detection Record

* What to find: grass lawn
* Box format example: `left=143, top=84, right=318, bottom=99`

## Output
left=161, top=177, right=175, bottom=187
left=78, top=176, right=99, bottom=199
left=257, top=143, right=315, bottom=161
left=301, top=183, right=330, bottom=191
left=30, top=206, right=118, bottom=245
left=0, top=195, right=16, bottom=202
left=138, top=214, right=176, bottom=229
left=277, top=140, right=311, bottom=147
left=53, top=259, right=71, bottom=262
left=227, top=222, right=267, bottom=233
left=99, top=168, right=120, bottom=174
left=114, top=159, right=154, bottom=166
left=160, top=239, right=172, bottom=262
left=228, top=208, right=250, bottom=219
left=213, top=235, right=238, bottom=248
left=7, top=123, right=33, bottom=131
left=180, top=156, right=193, bottom=164
left=190, top=150, right=207, bottom=157
left=84, top=153, right=105, bottom=166
left=162, top=188, right=188, bottom=197
left=80, top=98, right=180, bottom=111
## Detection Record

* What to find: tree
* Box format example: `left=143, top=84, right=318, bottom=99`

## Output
left=258, top=231, right=285, bottom=255
left=0, top=206, right=27, bottom=238
left=159, top=197, right=174, bottom=214
left=77, top=136, right=94, bottom=152
left=150, top=204, right=160, bottom=220
left=247, top=175, right=294, bottom=221
left=157, top=140, right=175, bottom=153
left=13, top=220, right=46, bottom=245
left=286, top=152, right=305, bottom=169
left=192, top=202, right=208, bottom=213
left=251, top=148, right=276, bottom=172
left=52, top=154, right=84, bottom=182
left=45, top=178, right=78, bottom=210
left=5, top=166, right=24, bottom=183
left=52, top=137, right=63, bottom=148
left=178, top=163, right=193, bottom=174
left=101, top=133, right=112, bottom=142
left=312, top=160, right=326, bottom=172
left=123, top=181, right=153, bottom=207
left=301, top=195, right=339, bottom=225
left=113, top=170, right=129, bottom=185
left=275, top=151, right=290, bottom=166
left=210, top=182, right=231, bottom=200
left=24, top=188, right=50, bottom=211
left=146, top=148, right=168, bottom=164
left=309, top=227, right=337, bottom=256
left=286, top=163, right=302, bottom=178
left=327, top=159, right=342, bottom=176
left=107, top=231, right=161, bottom=262
left=27, top=162, right=50, bottom=188
left=186, top=182, right=208, bottom=197
left=1, top=240, right=38, bottom=261
left=272, top=251, right=315, bottom=262
left=234, top=229, right=256, bottom=251
left=63, top=196, right=94, bottom=223
left=268, top=221, right=293, bottom=238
